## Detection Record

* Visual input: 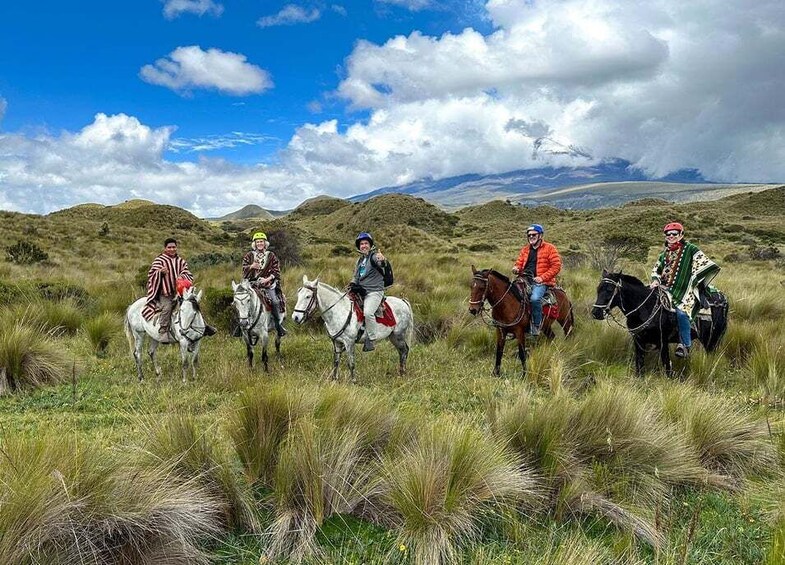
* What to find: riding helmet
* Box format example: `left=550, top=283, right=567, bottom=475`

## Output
left=355, top=232, right=374, bottom=248
left=252, top=232, right=268, bottom=241
left=526, top=224, right=544, bottom=235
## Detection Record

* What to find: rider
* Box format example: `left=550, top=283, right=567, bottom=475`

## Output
left=242, top=231, right=287, bottom=337
left=143, top=237, right=194, bottom=338
left=649, top=222, right=720, bottom=358
left=511, top=224, right=562, bottom=336
left=349, top=232, right=387, bottom=352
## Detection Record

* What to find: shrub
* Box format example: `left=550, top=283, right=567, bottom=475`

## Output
left=267, top=228, right=303, bottom=267
left=0, top=321, right=71, bottom=393
left=189, top=252, right=239, bottom=269
left=5, top=240, right=49, bottom=264
left=202, top=287, right=234, bottom=333
left=98, top=221, right=110, bottom=236
left=749, top=245, right=781, bottom=260
left=331, top=244, right=353, bottom=256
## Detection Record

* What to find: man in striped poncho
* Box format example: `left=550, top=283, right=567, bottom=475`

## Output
left=143, top=238, right=194, bottom=338
left=649, top=222, right=720, bottom=358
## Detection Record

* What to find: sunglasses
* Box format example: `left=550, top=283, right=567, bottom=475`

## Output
left=664, top=231, right=681, bottom=237
left=527, top=233, right=540, bottom=238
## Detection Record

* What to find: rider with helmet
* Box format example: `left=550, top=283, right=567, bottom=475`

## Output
left=511, top=224, right=562, bottom=335
left=349, top=232, right=387, bottom=352
left=649, top=222, right=720, bottom=358
left=242, top=232, right=287, bottom=337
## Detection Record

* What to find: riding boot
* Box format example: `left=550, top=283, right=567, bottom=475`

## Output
left=205, top=324, right=217, bottom=336
left=272, top=307, right=287, bottom=337
left=363, top=335, right=375, bottom=352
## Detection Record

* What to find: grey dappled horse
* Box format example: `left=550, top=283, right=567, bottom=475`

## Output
left=232, top=279, right=281, bottom=371
left=125, top=287, right=209, bottom=382
left=291, top=276, right=414, bottom=382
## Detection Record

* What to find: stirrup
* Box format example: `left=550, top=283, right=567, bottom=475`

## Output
left=675, top=344, right=690, bottom=358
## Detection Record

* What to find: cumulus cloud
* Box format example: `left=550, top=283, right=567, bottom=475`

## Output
left=257, top=5, right=321, bottom=28
left=162, top=0, right=223, bottom=19
left=140, top=46, right=272, bottom=96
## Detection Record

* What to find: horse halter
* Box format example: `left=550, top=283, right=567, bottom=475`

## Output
left=176, top=296, right=206, bottom=343
left=469, top=273, right=513, bottom=310
left=234, top=286, right=263, bottom=330
left=592, top=277, right=622, bottom=316
left=293, top=283, right=320, bottom=322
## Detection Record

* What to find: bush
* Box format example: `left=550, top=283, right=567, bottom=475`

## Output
left=267, top=228, right=303, bottom=267
left=0, top=321, right=71, bottom=393
left=749, top=245, right=781, bottom=260
left=202, top=287, right=234, bottom=333
left=5, top=240, right=49, bottom=264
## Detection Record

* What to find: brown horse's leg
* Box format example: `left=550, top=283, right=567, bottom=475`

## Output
left=515, top=328, right=527, bottom=377
left=562, top=304, right=575, bottom=338
left=493, top=328, right=505, bottom=377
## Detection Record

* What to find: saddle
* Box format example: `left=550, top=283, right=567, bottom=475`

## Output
left=514, top=278, right=560, bottom=319
left=349, top=292, right=397, bottom=327
left=249, top=282, right=287, bottom=314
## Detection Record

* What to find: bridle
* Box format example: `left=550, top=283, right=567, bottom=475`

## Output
left=293, top=282, right=353, bottom=340
left=593, top=277, right=665, bottom=334
left=470, top=272, right=527, bottom=328
left=233, top=285, right=265, bottom=345
left=175, top=296, right=207, bottom=344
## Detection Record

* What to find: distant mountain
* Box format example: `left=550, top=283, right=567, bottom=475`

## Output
left=351, top=160, right=777, bottom=209
left=212, top=204, right=274, bottom=221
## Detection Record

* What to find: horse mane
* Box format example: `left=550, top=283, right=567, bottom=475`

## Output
left=483, top=269, right=525, bottom=302
left=616, top=272, right=646, bottom=287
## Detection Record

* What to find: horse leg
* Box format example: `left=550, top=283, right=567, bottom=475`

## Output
left=347, top=343, right=357, bottom=384
left=493, top=328, right=506, bottom=377
left=562, top=307, right=575, bottom=338
left=261, top=333, right=269, bottom=373
left=633, top=338, right=646, bottom=377
left=660, top=343, right=673, bottom=378
left=133, top=332, right=145, bottom=381
left=542, top=320, right=555, bottom=340
left=514, top=327, right=527, bottom=377
left=149, top=340, right=162, bottom=380
left=390, top=332, right=409, bottom=376
left=180, top=345, right=189, bottom=383
left=245, top=335, right=254, bottom=369
left=275, top=333, right=281, bottom=357
left=332, top=341, right=343, bottom=381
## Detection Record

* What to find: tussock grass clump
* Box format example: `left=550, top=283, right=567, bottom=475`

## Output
left=575, top=322, right=630, bottom=366
left=32, top=298, right=85, bottom=335
left=747, top=342, right=785, bottom=404
left=687, top=348, right=730, bottom=387
left=657, top=385, right=778, bottom=480
left=83, top=311, right=119, bottom=356
left=135, top=414, right=260, bottom=533
left=0, top=434, right=222, bottom=564
left=0, top=321, right=71, bottom=393
left=731, top=288, right=785, bottom=322
left=379, top=421, right=537, bottom=565
left=722, top=321, right=764, bottom=366
left=229, top=384, right=310, bottom=486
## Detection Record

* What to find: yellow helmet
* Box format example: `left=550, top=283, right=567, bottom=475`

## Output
left=252, top=232, right=267, bottom=241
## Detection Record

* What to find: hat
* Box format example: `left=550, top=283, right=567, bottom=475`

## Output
left=355, top=232, right=374, bottom=249
left=663, top=222, right=684, bottom=233
left=252, top=232, right=268, bottom=241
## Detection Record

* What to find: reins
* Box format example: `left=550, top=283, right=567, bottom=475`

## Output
left=472, top=273, right=528, bottom=328
left=294, top=283, right=353, bottom=340
left=594, top=277, right=667, bottom=335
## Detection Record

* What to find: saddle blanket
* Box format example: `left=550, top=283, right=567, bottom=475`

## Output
left=543, top=303, right=559, bottom=319
left=252, top=287, right=287, bottom=315
left=352, top=300, right=397, bottom=327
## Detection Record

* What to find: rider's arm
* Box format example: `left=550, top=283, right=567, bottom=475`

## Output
left=538, top=246, right=562, bottom=282
left=513, top=247, right=527, bottom=272
left=650, top=253, right=664, bottom=283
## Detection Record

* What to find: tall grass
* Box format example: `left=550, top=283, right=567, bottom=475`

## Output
left=379, top=421, right=537, bottom=565
left=134, top=413, right=261, bottom=533
left=747, top=342, right=785, bottom=404
left=0, top=434, right=222, bottom=564
left=83, top=311, right=119, bottom=357
left=0, top=321, right=71, bottom=393
left=657, top=385, right=778, bottom=480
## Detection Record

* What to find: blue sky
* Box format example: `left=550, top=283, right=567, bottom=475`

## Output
left=1, top=0, right=784, bottom=216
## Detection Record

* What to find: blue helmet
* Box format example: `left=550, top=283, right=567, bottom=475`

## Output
left=527, top=224, right=544, bottom=235
left=355, top=232, right=374, bottom=249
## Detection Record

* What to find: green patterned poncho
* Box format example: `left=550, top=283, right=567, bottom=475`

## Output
left=651, top=241, right=720, bottom=319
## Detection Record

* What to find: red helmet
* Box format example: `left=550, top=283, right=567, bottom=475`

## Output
left=176, top=277, right=193, bottom=296
left=663, top=222, right=684, bottom=233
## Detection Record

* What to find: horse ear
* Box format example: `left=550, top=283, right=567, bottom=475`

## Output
left=302, top=274, right=308, bottom=285
left=471, top=264, right=477, bottom=275
left=602, top=268, right=608, bottom=277
left=619, top=268, right=623, bottom=276
left=231, top=280, right=237, bottom=291
left=196, top=289, right=203, bottom=302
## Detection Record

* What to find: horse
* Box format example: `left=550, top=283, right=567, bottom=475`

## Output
left=125, top=286, right=211, bottom=382
left=291, top=276, right=414, bottom=383
left=591, top=270, right=729, bottom=377
left=231, top=279, right=280, bottom=371
left=468, top=266, right=574, bottom=377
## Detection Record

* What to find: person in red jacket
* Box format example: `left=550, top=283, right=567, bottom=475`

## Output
left=511, top=224, right=562, bottom=335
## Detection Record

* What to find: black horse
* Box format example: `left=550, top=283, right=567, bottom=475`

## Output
left=591, top=270, right=728, bottom=377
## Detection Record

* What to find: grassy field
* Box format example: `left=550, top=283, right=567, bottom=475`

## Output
left=0, top=190, right=784, bottom=564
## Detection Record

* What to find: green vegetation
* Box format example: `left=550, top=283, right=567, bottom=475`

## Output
left=0, top=188, right=784, bottom=563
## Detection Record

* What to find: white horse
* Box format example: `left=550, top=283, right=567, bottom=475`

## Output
left=124, top=287, right=211, bottom=382
left=291, top=276, right=414, bottom=382
left=231, top=279, right=281, bottom=371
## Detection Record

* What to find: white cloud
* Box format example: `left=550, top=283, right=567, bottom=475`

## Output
left=162, top=0, right=223, bottom=19
left=168, top=132, right=277, bottom=153
left=0, top=97, right=6, bottom=123
left=376, top=0, right=432, bottom=11
left=331, top=4, right=347, bottom=16
left=140, top=46, right=272, bottom=96
left=257, top=5, right=321, bottom=28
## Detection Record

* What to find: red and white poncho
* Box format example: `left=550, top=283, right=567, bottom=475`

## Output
left=142, top=253, right=193, bottom=320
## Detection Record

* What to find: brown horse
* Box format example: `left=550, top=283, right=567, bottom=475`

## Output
left=468, top=266, right=574, bottom=376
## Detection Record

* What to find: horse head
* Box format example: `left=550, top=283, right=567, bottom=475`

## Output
left=292, top=275, right=319, bottom=324
left=178, top=286, right=206, bottom=340
left=592, top=269, right=623, bottom=320
left=468, top=265, right=489, bottom=316
left=232, top=279, right=256, bottom=329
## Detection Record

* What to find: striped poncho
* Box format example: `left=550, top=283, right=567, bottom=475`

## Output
left=142, top=253, right=193, bottom=320
left=651, top=241, right=720, bottom=318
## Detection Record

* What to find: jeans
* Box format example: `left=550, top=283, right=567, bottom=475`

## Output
left=675, top=308, right=692, bottom=348
left=530, top=284, right=547, bottom=329
left=363, top=291, right=384, bottom=340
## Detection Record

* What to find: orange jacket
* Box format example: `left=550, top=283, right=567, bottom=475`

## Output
left=514, top=241, right=562, bottom=286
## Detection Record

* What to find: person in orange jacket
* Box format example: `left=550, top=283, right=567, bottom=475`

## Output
left=511, top=224, right=562, bottom=335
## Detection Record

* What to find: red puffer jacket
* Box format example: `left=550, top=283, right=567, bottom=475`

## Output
left=513, top=241, right=562, bottom=286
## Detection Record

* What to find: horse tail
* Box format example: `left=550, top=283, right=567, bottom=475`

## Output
left=403, top=298, right=415, bottom=347
left=123, top=307, right=135, bottom=352
left=701, top=293, right=729, bottom=352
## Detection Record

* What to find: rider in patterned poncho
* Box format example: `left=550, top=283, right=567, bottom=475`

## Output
left=649, top=222, right=720, bottom=358
left=242, top=232, right=287, bottom=337
left=143, top=238, right=194, bottom=336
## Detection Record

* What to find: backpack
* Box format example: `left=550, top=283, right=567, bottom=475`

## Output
left=373, top=256, right=395, bottom=287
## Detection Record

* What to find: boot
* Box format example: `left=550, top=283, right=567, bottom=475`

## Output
left=272, top=308, right=287, bottom=337
left=675, top=343, right=690, bottom=358
left=204, top=325, right=217, bottom=337
left=363, top=335, right=375, bottom=352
